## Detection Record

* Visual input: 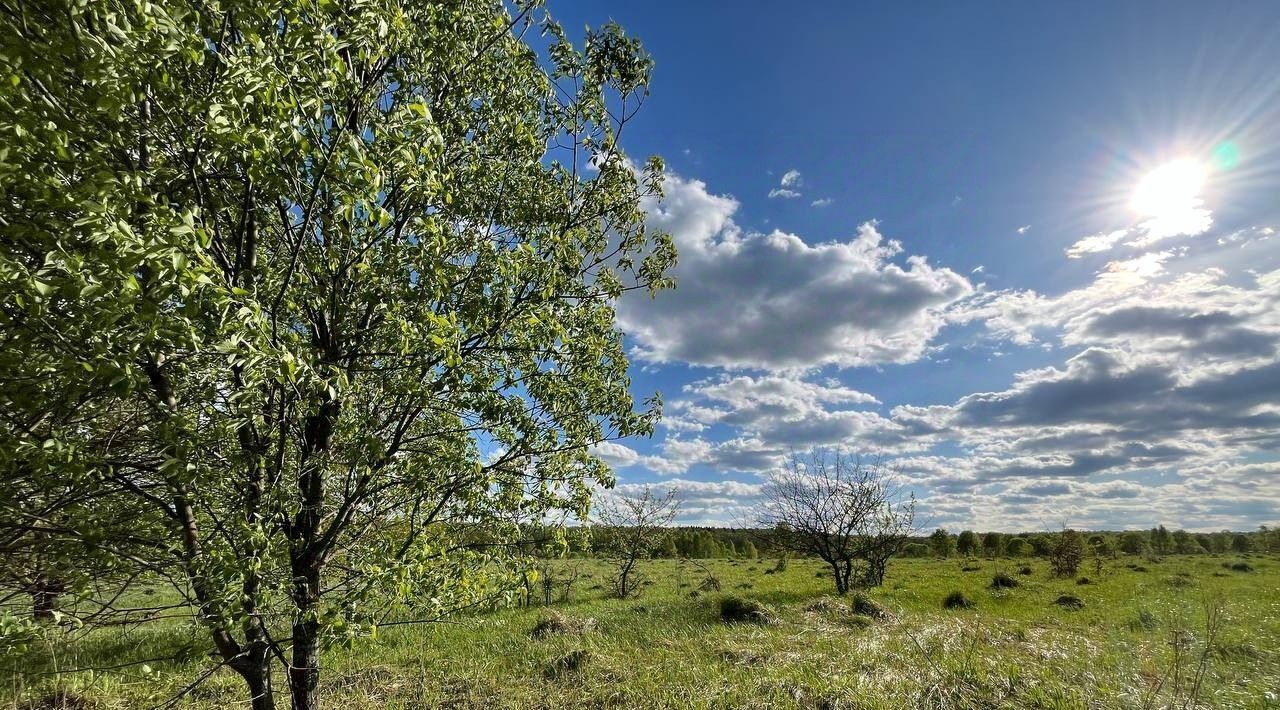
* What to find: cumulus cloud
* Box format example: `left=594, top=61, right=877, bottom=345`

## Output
left=811, top=197, right=834, bottom=208
left=619, top=174, right=973, bottom=370
left=780, top=169, right=802, bottom=188
left=768, top=187, right=801, bottom=199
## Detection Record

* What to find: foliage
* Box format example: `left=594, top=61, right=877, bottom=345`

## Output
left=0, top=1, right=672, bottom=707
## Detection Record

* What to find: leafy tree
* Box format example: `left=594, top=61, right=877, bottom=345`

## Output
left=956, top=530, right=979, bottom=558
left=1120, top=531, right=1150, bottom=555
left=1231, top=534, right=1253, bottom=553
left=740, top=540, right=759, bottom=559
left=1005, top=537, right=1030, bottom=557
left=981, top=532, right=1004, bottom=559
left=928, top=528, right=955, bottom=558
left=1152, top=525, right=1172, bottom=555
left=757, top=450, right=915, bottom=594
left=1028, top=534, right=1054, bottom=557
left=0, top=2, right=671, bottom=707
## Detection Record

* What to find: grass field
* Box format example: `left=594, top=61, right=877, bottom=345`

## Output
left=7, top=554, right=1279, bottom=709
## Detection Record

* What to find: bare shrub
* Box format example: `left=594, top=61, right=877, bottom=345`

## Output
left=593, top=487, right=680, bottom=598
left=756, top=450, right=915, bottom=594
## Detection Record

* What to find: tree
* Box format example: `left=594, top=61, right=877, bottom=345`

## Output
left=1005, top=537, right=1030, bottom=557
left=982, top=532, right=1004, bottom=559
left=1048, top=529, right=1086, bottom=577
left=1231, top=534, right=1253, bottom=553
left=756, top=450, right=915, bottom=595
left=1152, top=525, right=1172, bottom=555
left=928, top=528, right=955, bottom=558
left=0, top=3, right=672, bottom=708
left=957, top=530, right=979, bottom=558
left=593, top=487, right=680, bottom=598
left=1120, top=531, right=1150, bottom=555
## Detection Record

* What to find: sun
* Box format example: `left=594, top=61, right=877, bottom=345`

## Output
left=1131, top=158, right=1207, bottom=218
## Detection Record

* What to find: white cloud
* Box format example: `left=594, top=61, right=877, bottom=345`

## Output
left=810, top=197, right=834, bottom=208
left=780, top=169, right=802, bottom=188
left=768, top=188, right=801, bottom=199
left=621, top=174, right=973, bottom=370
left=1017, top=225, right=1030, bottom=235
left=1066, top=229, right=1129, bottom=258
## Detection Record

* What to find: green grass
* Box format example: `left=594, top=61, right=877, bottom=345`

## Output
left=6, top=555, right=1279, bottom=708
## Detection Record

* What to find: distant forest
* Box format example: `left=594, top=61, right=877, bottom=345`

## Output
left=578, top=525, right=1280, bottom=559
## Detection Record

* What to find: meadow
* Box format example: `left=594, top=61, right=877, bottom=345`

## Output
left=6, top=553, right=1278, bottom=709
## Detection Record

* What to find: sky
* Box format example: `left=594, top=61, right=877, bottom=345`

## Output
left=556, top=2, right=1280, bottom=532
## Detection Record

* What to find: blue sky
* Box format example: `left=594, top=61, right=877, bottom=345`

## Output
left=557, top=2, right=1280, bottom=531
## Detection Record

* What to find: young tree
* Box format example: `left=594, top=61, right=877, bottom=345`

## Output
left=593, top=487, right=680, bottom=598
left=928, top=528, right=955, bottom=558
left=1005, top=537, right=1030, bottom=557
left=756, top=450, right=915, bottom=595
left=0, top=2, right=672, bottom=708
left=1048, top=529, right=1086, bottom=577
left=956, top=530, right=979, bottom=558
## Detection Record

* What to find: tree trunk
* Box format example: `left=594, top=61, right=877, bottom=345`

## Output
left=31, top=573, right=63, bottom=622
left=830, top=560, right=849, bottom=595
left=289, top=618, right=321, bottom=710
left=236, top=646, right=275, bottom=710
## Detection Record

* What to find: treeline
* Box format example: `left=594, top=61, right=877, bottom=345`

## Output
left=571, top=527, right=771, bottom=559
left=567, top=525, right=1280, bottom=560
left=904, top=525, right=1280, bottom=559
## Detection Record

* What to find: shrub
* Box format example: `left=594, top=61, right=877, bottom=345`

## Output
left=990, top=572, right=1019, bottom=589
left=1049, top=529, right=1086, bottom=578
left=1076, top=577, right=1092, bottom=585
left=719, top=595, right=776, bottom=624
left=850, top=592, right=887, bottom=619
left=1018, top=565, right=1033, bottom=575
left=961, top=563, right=981, bottom=572
left=1054, top=594, right=1085, bottom=610
left=1229, top=561, right=1254, bottom=572
left=943, top=591, right=974, bottom=609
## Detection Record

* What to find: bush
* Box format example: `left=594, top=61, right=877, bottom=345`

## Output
left=1054, top=594, right=1085, bottom=610
left=1017, top=565, right=1033, bottom=575
left=961, top=563, right=981, bottom=572
left=850, top=592, right=887, bottom=619
left=1229, top=561, right=1254, bottom=572
left=1076, top=577, right=1092, bottom=585
left=990, top=572, right=1019, bottom=589
left=719, top=595, right=776, bottom=624
left=943, top=591, right=974, bottom=609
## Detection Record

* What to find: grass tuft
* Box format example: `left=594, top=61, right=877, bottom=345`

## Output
left=1054, top=594, right=1085, bottom=610
left=718, top=595, right=776, bottom=624
left=943, top=590, right=974, bottom=609
left=990, top=572, right=1019, bottom=589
